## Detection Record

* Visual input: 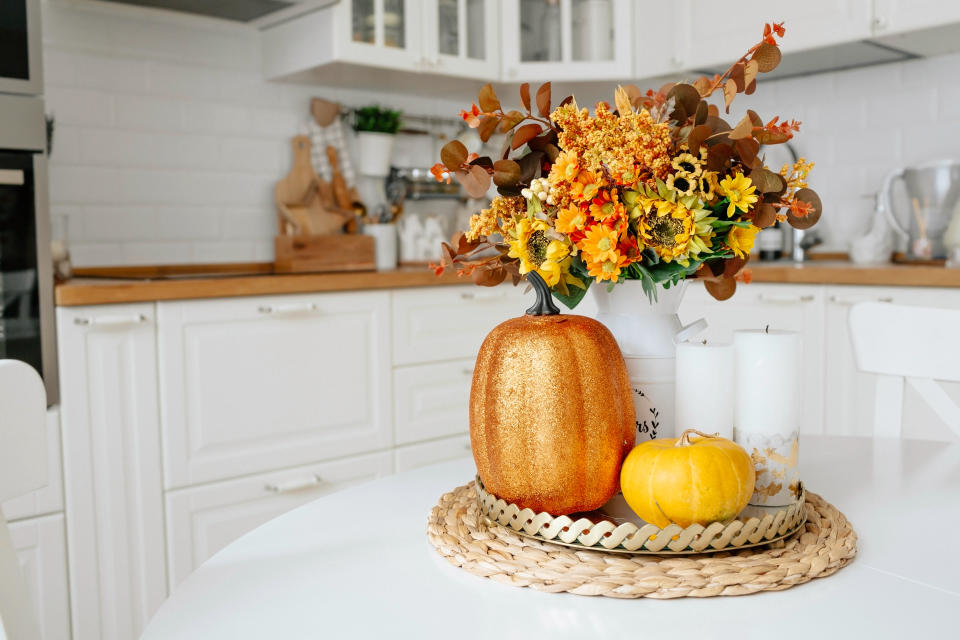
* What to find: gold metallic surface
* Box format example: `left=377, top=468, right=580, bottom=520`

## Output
left=469, top=314, right=635, bottom=515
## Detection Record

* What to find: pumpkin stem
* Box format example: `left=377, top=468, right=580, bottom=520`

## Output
left=525, top=271, right=560, bottom=316
left=677, top=428, right=720, bottom=446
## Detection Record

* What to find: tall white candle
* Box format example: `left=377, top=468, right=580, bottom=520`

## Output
left=733, top=329, right=802, bottom=436
left=733, top=329, right=803, bottom=506
left=674, top=342, right=734, bottom=439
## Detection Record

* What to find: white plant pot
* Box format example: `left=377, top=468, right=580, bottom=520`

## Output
left=356, top=132, right=395, bottom=177
left=588, top=280, right=707, bottom=444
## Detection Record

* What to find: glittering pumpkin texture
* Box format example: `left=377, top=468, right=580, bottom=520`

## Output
left=469, top=314, right=635, bottom=515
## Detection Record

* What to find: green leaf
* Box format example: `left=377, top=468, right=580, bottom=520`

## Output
left=552, top=279, right=590, bottom=309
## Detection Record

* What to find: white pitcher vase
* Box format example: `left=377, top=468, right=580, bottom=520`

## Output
left=587, top=280, right=706, bottom=444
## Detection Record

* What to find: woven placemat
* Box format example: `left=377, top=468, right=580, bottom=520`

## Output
left=427, top=482, right=858, bottom=599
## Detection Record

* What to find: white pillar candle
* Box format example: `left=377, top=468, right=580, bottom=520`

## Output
left=734, top=329, right=802, bottom=506
left=674, top=342, right=734, bottom=440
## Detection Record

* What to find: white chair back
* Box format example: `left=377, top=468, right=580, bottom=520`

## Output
left=0, top=360, right=47, bottom=640
left=849, top=302, right=960, bottom=438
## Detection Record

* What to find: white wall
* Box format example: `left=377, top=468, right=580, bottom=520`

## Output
left=42, top=0, right=463, bottom=266
left=43, top=0, right=960, bottom=265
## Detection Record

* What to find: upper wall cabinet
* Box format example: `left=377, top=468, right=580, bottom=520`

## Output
left=261, top=0, right=499, bottom=82
left=871, top=1, right=960, bottom=56
left=500, top=0, right=633, bottom=82
left=672, top=1, right=873, bottom=72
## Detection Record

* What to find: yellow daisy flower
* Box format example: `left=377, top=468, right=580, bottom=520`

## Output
left=555, top=204, right=588, bottom=233
left=719, top=172, right=759, bottom=218
left=579, top=224, right=620, bottom=263
left=507, top=218, right=571, bottom=286
left=727, top=224, right=760, bottom=258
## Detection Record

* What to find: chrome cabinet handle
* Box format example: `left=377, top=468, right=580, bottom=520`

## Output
left=829, top=295, right=894, bottom=305
left=757, top=293, right=815, bottom=304
left=74, top=313, right=147, bottom=326
left=257, top=302, right=319, bottom=314
left=460, top=291, right=507, bottom=301
left=264, top=474, right=323, bottom=494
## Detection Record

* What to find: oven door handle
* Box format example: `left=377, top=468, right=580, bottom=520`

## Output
left=0, top=169, right=25, bottom=185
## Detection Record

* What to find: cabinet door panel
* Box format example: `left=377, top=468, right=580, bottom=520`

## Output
left=392, top=285, right=524, bottom=366
left=57, top=303, right=166, bottom=640
left=394, top=434, right=472, bottom=472
left=680, top=282, right=825, bottom=435
left=9, top=514, right=71, bottom=640
left=2, top=408, right=63, bottom=522
left=158, top=292, right=392, bottom=488
left=165, top=451, right=392, bottom=588
left=394, top=359, right=473, bottom=445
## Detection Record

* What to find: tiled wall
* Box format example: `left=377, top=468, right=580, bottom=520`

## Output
left=43, top=1, right=960, bottom=265
left=42, top=0, right=464, bottom=266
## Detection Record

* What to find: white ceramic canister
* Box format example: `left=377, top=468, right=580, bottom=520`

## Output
left=585, top=280, right=706, bottom=444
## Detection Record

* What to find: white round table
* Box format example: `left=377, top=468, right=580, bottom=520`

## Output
left=142, top=436, right=960, bottom=639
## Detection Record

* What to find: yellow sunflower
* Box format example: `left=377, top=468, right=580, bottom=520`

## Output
left=555, top=204, right=588, bottom=234
left=638, top=203, right=694, bottom=263
left=666, top=173, right=697, bottom=196
left=719, top=172, right=759, bottom=218
left=671, top=152, right=702, bottom=177
left=579, top=224, right=620, bottom=263
left=507, top=218, right=571, bottom=286
left=726, top=224, right=760, bottom=258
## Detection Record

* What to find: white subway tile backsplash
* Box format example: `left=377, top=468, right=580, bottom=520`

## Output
left=114, top=94, right=185, bottom=131
left=46, top=87, right=115, bottom=127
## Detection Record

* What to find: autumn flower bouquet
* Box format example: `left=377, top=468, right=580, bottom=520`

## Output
left=432, top=23, right=821, bottom=307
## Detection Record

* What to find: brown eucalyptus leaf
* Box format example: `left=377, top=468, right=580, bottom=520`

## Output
left=735, top=137, right=760, bottom=166
left=744, top=59, right=759, bottom=87
left=787, top=188, right=823, bottom=229
left=511, top=123, right=542, bottom=150
left=518, top=151, right=544, bottom=182
left=750, top=168, right=787, bottom=194
left=705, top=115, right=732, bottom=134
left=707, top=104, right=720, bottom=117
left=440, top=140, right=468, bottom=171
left=693, top=76, right=712, bottom=96
left=705, top=277, right=737, bottom=301
left=520, top=82, right=531, bottom=112
left=723, top=78, right=737, bottom=112
left=706, top=143, right=734, bottom=172
left=752, top=43, right=782, bottom=73
left=623, top=84, right=644, bottom=108
left=731, top=62, right=746, bottom=91
left=478, top=115, right=499, bottom=142
left=752, top=203, right=778, bottom=229
left=668, top=83, right=700, bottom=122
left=694, top=100, right=708, bottom=125
left=559, top=95, right=574, bottom=108
left=744, top=79, right=757, bottom=95
left=687, top=124, right=711, bottom=153
left=455, top=231, right=480, bottom=255
left=728, top=114, right=753, bottom=140
left=543, top=143, right=561, bottom=162
left=723, top=256, right=746, bottom=278
left=478, top=83, right=500, bottom=112
left=493, top=159, right=522, bottom=187
left=747, top=109, right=764, bottom=127
left=526, top=128, right=558, bottom=151
left=469, top=156, right=493, bottom=171
left=440, top=242, right=456, bottom=267
left=455, top=165, right=492, bottom=199
left=754, top=129, right=793, bottom=145
left=614, top=86, right=633, bottom=116
left=473, top=266, right=506, bottom=287
left=536, top=83, right=551, bottom=117
left=498, top=110, right=525, bottom=133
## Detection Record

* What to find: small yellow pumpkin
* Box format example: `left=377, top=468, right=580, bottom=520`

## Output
left=620, top=429, right=755, bottom=528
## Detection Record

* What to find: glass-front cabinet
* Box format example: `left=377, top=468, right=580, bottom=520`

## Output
left=500, top=0, right=633, bottom=81
left=424, top=0, right=499, bottom=79
left=337, top=0, right=423, bottom=70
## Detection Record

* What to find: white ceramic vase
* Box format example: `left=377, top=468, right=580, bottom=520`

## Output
left=588, top=280, right=706, bottom=444
left=356, top=131, right=395, bottom=177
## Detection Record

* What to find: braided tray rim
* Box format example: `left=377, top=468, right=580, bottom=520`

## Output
left=476, top=477, right=807, bottom=554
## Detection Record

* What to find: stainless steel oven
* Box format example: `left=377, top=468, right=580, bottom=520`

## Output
left=0, top=92, right=56, bottom=404
left=0, top=0, right=43, bottom=96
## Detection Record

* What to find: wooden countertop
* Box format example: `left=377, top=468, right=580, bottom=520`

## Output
left=55, top=260, right=960, bottom=307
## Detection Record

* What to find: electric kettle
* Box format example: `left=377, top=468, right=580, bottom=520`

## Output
left=881, top=159, right=960, bottom=260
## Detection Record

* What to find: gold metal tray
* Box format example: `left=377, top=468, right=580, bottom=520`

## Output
left=475, top=477, right=807, bottom=555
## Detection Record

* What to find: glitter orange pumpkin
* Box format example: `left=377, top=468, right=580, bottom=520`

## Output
left=469, top=272, right=635, bottom=515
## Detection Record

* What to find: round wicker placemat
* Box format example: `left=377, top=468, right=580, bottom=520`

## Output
left=427, top=482, right=858, bottom=599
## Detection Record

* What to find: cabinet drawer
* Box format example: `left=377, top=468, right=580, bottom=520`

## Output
left=10, top=513, right=71, bottom=640
left=2, top=408, right=63, bottom=522
left=158, top=291, right=392, bottom=488
left=394, top=435, right=472, bottom=472
left=394, top=360, right=473, bottom=445
left=392, top=285, right=525, bottom=366
left=165, top=451, right=392, bottom=589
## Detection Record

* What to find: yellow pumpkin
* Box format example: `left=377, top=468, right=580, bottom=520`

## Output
left=470, top=272, right=635, bottom=515
left=620, top=429, right=755, bottom=528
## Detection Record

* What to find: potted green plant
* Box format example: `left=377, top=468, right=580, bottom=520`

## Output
left=353, top=105, right=402, bottom=177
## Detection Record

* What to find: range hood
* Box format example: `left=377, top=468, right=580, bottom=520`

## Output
left=99, top=0, right=320, bottom=24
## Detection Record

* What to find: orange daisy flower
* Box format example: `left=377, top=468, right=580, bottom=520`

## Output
left=579, top=224, right=620, bottom=263
left=587, top=252, right=630, bottom=282
left=555, top=204, right=588, bottom=234
left=588, top=189, right=624, bottom=222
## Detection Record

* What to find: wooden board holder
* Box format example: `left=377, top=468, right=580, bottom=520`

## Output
left=274, top=234, right=375, bottom=273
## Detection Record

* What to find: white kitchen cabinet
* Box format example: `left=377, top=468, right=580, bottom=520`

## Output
left=500, top=0, right=634, bottom=81
left=157, top=291, right=392, bottom=489
left=679, top=282, right=826, bottom=435
left=165, top=451, right=392, bottom=588
left=57, top=303, right=166, bottom=640
left=393, top=359, right=473, bottom=444
left=424, top=0, right=500, bottom=80
left=872, top=0, right=960, bottom=36
left=2, top=408, right=63, bottom=523
left=9, top=513, right=71, bottom=640
left=395, top=434, right=472, bottom=472
left=392, top=285, right=525, bottom=366
left=824, top=285, right=960, bottom=441
left=671, top=1, right=872, bottom=71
